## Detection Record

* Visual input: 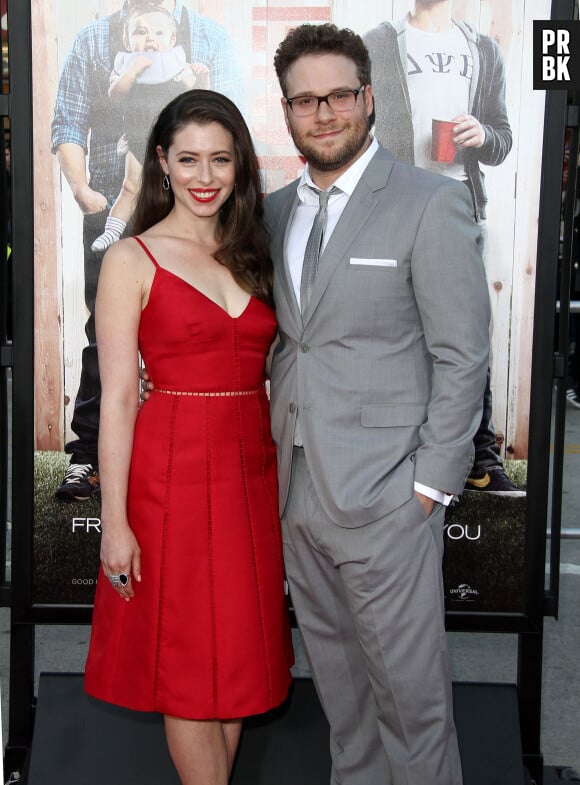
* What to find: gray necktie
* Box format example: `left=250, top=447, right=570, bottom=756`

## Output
left=300, top=186, right=339, bottom=313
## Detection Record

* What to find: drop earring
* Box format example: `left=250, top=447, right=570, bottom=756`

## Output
left=162, top=174, right=170, bottom=191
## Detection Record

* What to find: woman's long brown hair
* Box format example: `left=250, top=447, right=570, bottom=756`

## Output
left=133, top=89, right=273, bottom=305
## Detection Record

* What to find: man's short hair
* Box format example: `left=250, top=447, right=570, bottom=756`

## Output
left=273, top=23, right=371, bottom=97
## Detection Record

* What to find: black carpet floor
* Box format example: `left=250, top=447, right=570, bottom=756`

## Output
left=21, top=673, right=536, bottom=785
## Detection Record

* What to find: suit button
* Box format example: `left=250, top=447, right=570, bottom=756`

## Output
left=300, top=344, right=310, bottom=353
left=289, top=402, right=296, bottom=413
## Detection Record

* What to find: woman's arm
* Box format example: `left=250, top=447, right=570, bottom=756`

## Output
left=95, top=239, right=147, bottom=598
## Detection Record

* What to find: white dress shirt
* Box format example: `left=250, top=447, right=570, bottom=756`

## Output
left=287, top=137, right=379, bottom=308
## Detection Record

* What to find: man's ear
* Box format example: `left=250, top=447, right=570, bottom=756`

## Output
left=368, top=93, right=376, bottom=128
left=364, top=85, right=374, bottom=120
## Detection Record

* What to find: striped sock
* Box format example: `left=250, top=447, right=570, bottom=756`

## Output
left=91, top=216, right=127, bottom=253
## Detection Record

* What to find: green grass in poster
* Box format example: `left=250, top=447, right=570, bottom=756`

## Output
left=34, top=451, right=101, bottom=605
left=33, top=452, right=527, bottom=613
left=443, top=460, right=527, bottom=612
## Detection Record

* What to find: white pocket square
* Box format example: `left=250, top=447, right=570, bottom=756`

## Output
left=349, top=258, right=397, bottom=267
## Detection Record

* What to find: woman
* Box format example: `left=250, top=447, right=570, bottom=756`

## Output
left=84, top=90, right=293, bottom=785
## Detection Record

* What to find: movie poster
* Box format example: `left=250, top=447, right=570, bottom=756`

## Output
left=31, top=0, right=549, bottom=609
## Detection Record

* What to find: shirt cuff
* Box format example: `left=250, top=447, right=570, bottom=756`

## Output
left=414, top=481, right=454, bottom=507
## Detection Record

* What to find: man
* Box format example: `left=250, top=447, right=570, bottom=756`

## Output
left=364, top=0, right=522, bottom=496
left=266, top=23, right=490, bottom=784
left=51, top=0, right=242, bottom=500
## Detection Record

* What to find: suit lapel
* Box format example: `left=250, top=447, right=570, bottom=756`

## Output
left=302, top=147, right=395, bottom=326
left=272, top=192, right=302, bottom=331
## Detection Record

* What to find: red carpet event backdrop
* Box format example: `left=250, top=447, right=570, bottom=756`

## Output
left=31, top=0, right=548, bottom=607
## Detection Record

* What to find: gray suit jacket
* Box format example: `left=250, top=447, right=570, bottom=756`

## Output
left=264, top=145, right=490, bottom=527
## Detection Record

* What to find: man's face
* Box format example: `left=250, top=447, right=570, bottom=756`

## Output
left=282, top=53, right=373, bottom=179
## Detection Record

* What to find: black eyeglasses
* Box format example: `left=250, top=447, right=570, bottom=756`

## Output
left=285, top=85, right=366, bottom=117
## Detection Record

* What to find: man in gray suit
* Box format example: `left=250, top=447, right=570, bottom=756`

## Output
left=266, top=23, right=490, bottom=785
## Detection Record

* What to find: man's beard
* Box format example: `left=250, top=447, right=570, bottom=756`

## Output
left=291, top=112, right=370, bottom=172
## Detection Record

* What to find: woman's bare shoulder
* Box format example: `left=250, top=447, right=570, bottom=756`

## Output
left=100, top=235, right=155, bottom=279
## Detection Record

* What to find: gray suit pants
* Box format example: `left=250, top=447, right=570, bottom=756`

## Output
left=283, top=448, right=463, bottom=785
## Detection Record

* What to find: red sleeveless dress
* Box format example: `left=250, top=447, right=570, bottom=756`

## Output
left=84, top=238, right=293, bottom=719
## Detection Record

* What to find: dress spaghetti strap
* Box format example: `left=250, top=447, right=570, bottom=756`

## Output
left=134, top=236, right=160, bottom=269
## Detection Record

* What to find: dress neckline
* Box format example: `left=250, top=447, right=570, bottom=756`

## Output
left=135, top=236, right=253, bottom=320
left=156, top=265, right=254, bottom=320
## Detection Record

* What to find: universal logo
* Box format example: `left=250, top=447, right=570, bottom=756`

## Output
left=449, top=584, right=480, bottom=602
left=71, top=517, right=101, bottom=533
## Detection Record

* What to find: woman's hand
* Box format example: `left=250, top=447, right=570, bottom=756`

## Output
left=100, top=520, right=141, bottom=601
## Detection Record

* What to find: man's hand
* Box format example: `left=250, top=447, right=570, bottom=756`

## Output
left=139, top=366, right=154, bottom=403
left=415, top=491, right=435, bottom=517
left=452, top=114, right=485, bottom=149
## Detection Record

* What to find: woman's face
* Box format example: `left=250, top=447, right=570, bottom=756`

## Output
left=157, top=121, right=236, bottom=221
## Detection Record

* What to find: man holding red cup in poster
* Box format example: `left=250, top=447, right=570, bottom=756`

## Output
left=365, top=0, right=522, bottom=497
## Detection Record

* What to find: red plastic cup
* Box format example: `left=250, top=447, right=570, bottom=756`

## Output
left=431, top=119, right=457, bottom=164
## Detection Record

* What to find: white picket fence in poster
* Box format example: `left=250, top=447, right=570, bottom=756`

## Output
left=31, top=0, right=551, bottom=459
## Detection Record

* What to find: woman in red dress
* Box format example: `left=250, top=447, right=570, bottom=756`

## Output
left=84, top=89, right=293, bottom=785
